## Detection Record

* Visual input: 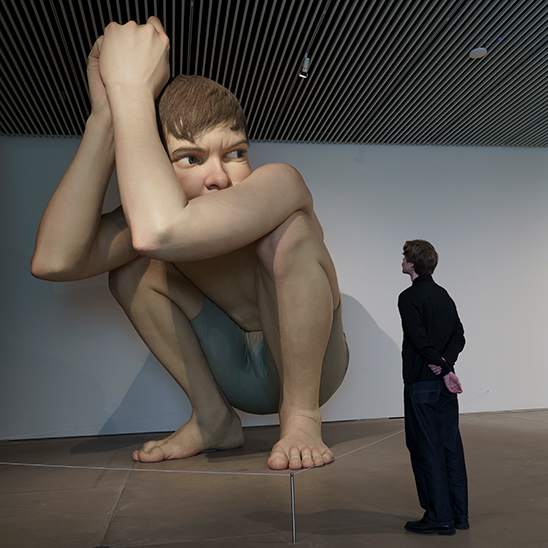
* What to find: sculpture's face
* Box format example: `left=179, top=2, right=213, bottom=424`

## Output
left=167, top=127, right=251, bottom=200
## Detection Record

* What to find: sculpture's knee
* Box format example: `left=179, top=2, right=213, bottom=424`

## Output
left=108, top=262, right=133, bottom=307
left=110, top=258, right=205, bottom=321
left=256, top=211, right=318, bottom=282
left=108, top=256, right=155, bottom=307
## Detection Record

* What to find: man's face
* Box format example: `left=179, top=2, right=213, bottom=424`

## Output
left=167, top=127, right=252, bottom=200
left=402, top=255, right=414, bottom=276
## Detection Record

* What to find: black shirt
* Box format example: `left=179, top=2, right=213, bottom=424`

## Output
left=398, top=274, right=465, bottom=384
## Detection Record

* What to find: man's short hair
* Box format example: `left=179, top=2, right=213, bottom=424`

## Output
left=158, top=75, right=248, bottom=146
left=403, top=240, right=439, bottom=276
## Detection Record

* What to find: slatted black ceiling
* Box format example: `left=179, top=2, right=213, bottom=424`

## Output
left=1, top=0, right=547, bottom=146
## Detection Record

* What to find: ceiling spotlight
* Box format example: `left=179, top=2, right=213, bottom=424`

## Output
left=299, top=54, right=310, bottom=78
left=469, top=47, right=488, bottom=59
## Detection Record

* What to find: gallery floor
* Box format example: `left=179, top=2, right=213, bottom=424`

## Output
left=1, top=409, right=546, bottom=548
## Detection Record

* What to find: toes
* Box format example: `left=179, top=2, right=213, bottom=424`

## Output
left=321, top=448, right=334, bottom=465
left=288, top=457, right=303, bottom=470
left=132, top=440, right=161, bottom=460
left=288, top=447, right=304, bottom=470
left=268, top=439, right=333, bottom=470
left=141, top=440, right=161, bottom=451
left=133, top=446, right=167, bottom=463
left=311, top=448, right=326, bottom=467
left=301, top=447, right=329, bottom=468
left=268, top=446, right=306, bottom=470
left=267, top=449, right=290, bottom=470
left=299, top=448, right=316, bottom=469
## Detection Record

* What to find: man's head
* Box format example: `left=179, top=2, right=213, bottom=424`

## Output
left=402, top=240, right=438, bottom=277
left=158, top=75, right=248, bottom=146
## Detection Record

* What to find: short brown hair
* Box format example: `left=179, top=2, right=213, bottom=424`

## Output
left=403, top=240, right=439, bottom=276
left=158, top=75, right=248, bottom=146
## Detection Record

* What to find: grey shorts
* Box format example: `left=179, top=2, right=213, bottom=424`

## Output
left=189, top=297, right=349, bottom=414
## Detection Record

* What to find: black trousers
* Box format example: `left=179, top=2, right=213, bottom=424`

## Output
left=404, top=380, right=468, bottom=524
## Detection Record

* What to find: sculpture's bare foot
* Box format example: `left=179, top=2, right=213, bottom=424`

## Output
left=132, top=409, right=244, bottom=462
left=267, top=411, right=333, bottom=470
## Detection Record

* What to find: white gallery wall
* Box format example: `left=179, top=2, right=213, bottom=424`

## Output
left=1, top=134, right=547, bottom=440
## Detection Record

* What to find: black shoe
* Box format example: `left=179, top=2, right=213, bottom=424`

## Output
left=454, top=518, right=470, bottom=530
left=405, top=519, right=455, bottom=536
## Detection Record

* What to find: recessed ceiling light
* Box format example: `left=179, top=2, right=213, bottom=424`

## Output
left=299, top=54, right=310, bottom=78
left=469, top=47, right=488, bottom=59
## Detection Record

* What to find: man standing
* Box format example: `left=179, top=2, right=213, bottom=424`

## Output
left=398, top=240, right=468, bottom=535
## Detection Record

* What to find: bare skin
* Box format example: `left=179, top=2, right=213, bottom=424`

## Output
left=109, top=206, right=342, bottom=469
left=132, top=410, right=245, bottom=462
left=31, top=17, right=347, bottom=470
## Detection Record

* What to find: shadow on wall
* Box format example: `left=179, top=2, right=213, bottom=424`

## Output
left=320, top=294, right=403, bottom=421
left=97, top=352, right=192, bottom=436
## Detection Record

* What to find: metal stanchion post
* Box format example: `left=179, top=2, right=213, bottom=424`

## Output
left=290, top=473, right=296, bottom=543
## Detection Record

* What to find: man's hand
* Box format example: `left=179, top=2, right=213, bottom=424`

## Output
left=428, top=356, right=447, bottom=376
left=99, top=16, right=170, bottom=100
left=443, top=372, right=463, bottom=394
